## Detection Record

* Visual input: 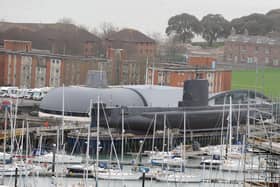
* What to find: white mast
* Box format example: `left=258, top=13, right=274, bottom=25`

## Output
left=96, top=96, right=100, bottom=186
left=183, top=111, right=186, bottom=164
left=85, top=99, right=92, bottom=187
left=2, top=108, right=7, bottom=183
left=121, top=108, right=124, bottom=164
left=152, top=113, right=157, bottom=153
left=229, top=96, right=232, bottom=154
left=162, top=114, right=166, bottom=152
left=61, top=84, right=65, bottom=148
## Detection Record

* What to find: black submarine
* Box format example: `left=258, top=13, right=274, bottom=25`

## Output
left=91, top=79, right=271, bottom=133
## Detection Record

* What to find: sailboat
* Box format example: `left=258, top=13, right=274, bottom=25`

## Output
left=0, top=101, right=33, bottom=177
left=33, top=85, right=83, bottom=164
left=92, top=101, right=141, bottom=181
left=154, top=112, right=201, bottom=183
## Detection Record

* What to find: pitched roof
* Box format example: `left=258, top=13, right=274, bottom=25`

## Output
left=106, top=28, right=155, bottom=43
left=226, top=34, right=280, bottom=45
left=0, top=22, right=101, bottom=55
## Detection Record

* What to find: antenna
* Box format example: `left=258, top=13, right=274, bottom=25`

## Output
left=145, top=56, right=149, bottom=85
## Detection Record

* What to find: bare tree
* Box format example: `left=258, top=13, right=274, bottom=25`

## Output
left=99, top=22, right=118, bottom=39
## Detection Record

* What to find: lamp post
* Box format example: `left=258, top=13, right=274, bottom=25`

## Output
left=139, top=140, right=144, bottom=164
left=52, top=143, right=56, bottom=176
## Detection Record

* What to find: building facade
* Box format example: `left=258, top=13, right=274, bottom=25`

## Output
left=147, top=63, right=231, bottom=93
left=0, top=40, right=64, bottom=88
left=106, top=48, right=146, bottom=85
left=224, top=34, right=280, bottom=66
left=62, top=57, right=108, bottom=86
left=104, top=29, right=156, bottom=59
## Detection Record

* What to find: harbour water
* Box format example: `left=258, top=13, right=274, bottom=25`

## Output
left=3, top=177, right=243, bottom=187
left=1, top=157, right=268, bottom=187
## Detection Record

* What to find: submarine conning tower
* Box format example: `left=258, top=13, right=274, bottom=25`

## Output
left=178, top=79, right=209, bottom=107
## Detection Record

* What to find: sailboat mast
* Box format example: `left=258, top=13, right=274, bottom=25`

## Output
left=183, top=112, right=186, bottom=161
left=152, top=113, right=157, bottom=153
left=3, top=108, right=7, bottom=170
left=85, top=99, right=92, bottom=187
left=61, top=84, right=65, bottom=148
left=229, top=96, right=232, bottom=153
left=96, top=96, right=100, bottom=186
left=121, top=108, right=124, bottom=164
left=162, top=114, right=166, bottom=152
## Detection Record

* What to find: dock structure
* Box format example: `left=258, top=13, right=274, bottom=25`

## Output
left=248, top=133, right=280, bottom=155
left=248, top=117, right=280, bottom=155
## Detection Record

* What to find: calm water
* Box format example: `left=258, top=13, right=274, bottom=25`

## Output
left=1, top=156, right=268, bottom=187
left=2, top=167, right=264, bottom=187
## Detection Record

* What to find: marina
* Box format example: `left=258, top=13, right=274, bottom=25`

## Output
left=0, top=63, right=280, bottom=187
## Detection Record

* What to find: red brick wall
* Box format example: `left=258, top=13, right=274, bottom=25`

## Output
left=188, top=57, right=215, bottom=68
left=31, top=56, right=37, bottom=88
left=224, top=39, right=280, bottom=66
left=107, top=48, right=126, bottom=84
left=83, top=42, right=95, bottom=56
left=150, top=69, right=231, bottom=93
left=60, top=59, right=64, bottom=85
left=3, top=55, right=8, bottom=85
left=15, top=55, right=21, bottom=86
left=0, top=54, right=4, bottom=85
left=46, top=58, right=51, bottom=87
left=4, top=40, right=32, bottom=52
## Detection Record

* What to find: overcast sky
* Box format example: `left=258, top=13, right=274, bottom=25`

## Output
left=1, top=0, right=279, bottom=36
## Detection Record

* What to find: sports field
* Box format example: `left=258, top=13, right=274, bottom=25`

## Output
left=232, top=68, right=280, bottom=97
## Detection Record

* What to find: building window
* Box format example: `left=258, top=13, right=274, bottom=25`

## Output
left=234, top=56, right=238, bottom=63
left=273, top=59, right=279, bottom=66
left=254, top=57, right=258, bottom=63
left=265, top=57, right=269, bottom=64
left=265, top=47, right=270, bottom=54
left=247, top=57, right=253, bottom=64
left=255, top=46, right=259, bottom=52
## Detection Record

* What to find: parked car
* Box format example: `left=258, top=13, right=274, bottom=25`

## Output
left=9, top=88, right=29, bottom=99
left=24, top=90, right=34, bottom=99
left=0, top=87, right=18, bottom=98
left=0, top=91, right=7, bottom=97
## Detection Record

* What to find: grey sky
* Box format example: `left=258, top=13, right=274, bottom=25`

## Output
left=1, top=0, right=279, bottom=35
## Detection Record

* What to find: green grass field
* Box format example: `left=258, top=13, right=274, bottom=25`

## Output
left=232, top=68, right=280, bottom=97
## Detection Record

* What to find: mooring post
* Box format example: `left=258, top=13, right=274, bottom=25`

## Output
left=15, top=167, right=18, bottom=187
left=52, top=143, right=56, bottom=176
left=142, top=172, right=145, bottom=187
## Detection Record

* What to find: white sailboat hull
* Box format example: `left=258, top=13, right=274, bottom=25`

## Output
left=156, top=172, right=201, bottom=183
left=94, top=169, right=141, bottom=181
left=33, top=153, right=83, bottom=164
left=0, top=164, right=32, bottom=176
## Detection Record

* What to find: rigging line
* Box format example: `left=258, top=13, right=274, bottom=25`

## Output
left=134, top=115, right=155, bottom=166
left=101, top=103, right=122, bottom=170
left=70, top=130, right=81, bottom=156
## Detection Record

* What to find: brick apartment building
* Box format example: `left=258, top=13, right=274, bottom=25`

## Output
left=224, top=34, right=280, bottom=66
left=147, top=58, right=231, bottom=93
left=106, top=48, right=145, bottom=85
left=62, top=56, right=107, bottom=86
left=104, top=29, right=156, bottom=59
left=0, top=40, right=64, bottom=88
left=0, top=40, right=109, bottom=88
left=103, top=29, right=157, bottom=85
